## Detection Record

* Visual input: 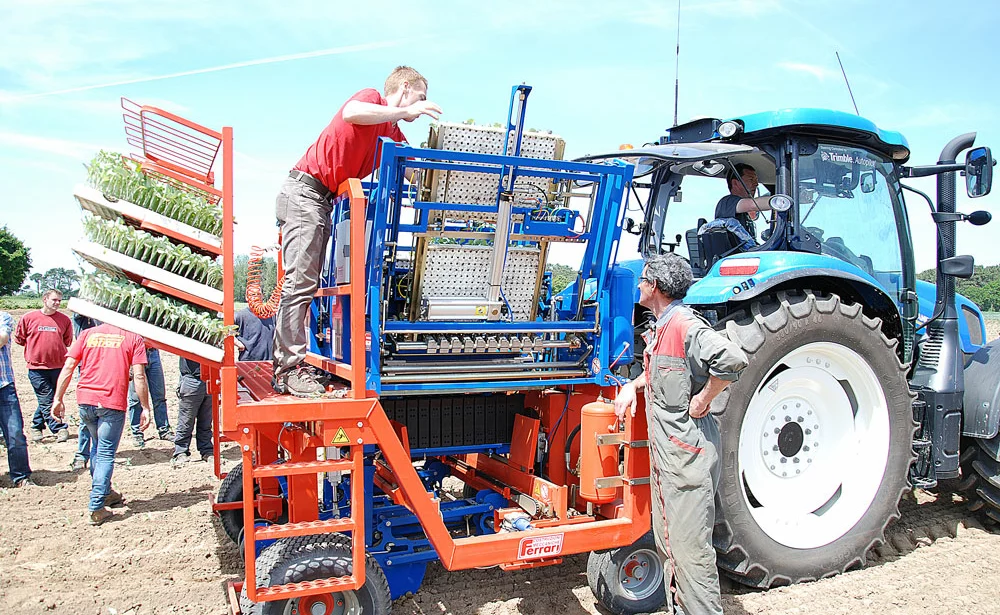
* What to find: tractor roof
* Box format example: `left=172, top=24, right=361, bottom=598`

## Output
left=734, top=108, right=910, bottom=162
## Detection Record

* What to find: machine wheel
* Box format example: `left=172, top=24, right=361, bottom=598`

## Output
left=219, top=463, right=288, bottom=546
left=714, top=290, right=915, bottom=587
left=587, top=532, right=666, bottom=615
left=217, top=463, right=249, bottom=544
left=240, top=533, right=392, bottom=615
left=960, top=437, right=1000, bottom=524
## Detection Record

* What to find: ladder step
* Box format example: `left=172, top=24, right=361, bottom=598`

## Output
left=253, top=459, right=353, bottom=478
left=255, top=518, right=356, bottom=540
left=255, top=576, right=358, bottom=600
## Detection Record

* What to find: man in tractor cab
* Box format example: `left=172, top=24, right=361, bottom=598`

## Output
left=613, top=253, right=748, bottom=615
left=713, top=163, right=774, bottom=242
left=272, top=66, right=443, bottom=397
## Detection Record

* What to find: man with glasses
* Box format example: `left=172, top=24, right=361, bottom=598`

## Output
left=15, top=289, right=72, bottom=443
left=615, top=254, right=748, bottom=615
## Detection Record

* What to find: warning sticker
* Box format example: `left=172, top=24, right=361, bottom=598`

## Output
left=332, top=427, right=350, bottom=445
left=475, top=305, right=487, bottom=316
left=517, top=534, right=564, bottom=560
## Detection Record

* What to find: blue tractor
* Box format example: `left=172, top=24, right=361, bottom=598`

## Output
left=586, top=110, right=996, bottom=587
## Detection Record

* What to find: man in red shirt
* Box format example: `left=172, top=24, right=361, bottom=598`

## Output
left=272, top=65, right=442, bottom=396
left=52, top=323, right=151, bottom=526
left=14, top=289, right=73, bottom=442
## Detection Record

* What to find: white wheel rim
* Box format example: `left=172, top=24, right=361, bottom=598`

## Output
left=738, top=341, right=890, bottom=548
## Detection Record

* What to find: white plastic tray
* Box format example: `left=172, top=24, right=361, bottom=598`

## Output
left=67, top=297, right=224, bottom=364
left=72, top=241, right=224, bottom=308
left=73, top=184, right=222, bottom=253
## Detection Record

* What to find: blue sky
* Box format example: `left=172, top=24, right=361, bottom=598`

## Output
left=1, top=0, right=998, bottom=280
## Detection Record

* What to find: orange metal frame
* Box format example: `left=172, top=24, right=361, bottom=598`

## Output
left=120, top=107, right=653, bottom=606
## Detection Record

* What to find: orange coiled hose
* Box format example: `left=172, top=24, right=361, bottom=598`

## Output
left=246, top=245, right=283, bottom=319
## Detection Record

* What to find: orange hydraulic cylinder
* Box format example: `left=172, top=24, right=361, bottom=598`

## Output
left=579, top=401, right=619, bottom=504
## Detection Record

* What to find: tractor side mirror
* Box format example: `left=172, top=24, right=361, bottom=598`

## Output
left=940, top=254, right=975, bottom=279
left=966, top=147, right=993, bottom=198
left=860, top=171, right=876, bottom=194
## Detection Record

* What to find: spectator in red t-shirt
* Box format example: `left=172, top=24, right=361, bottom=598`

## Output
left=52, top=324, right=151, bottom=526
left=14, top=289, right=73, bottom=442
left=272, top=65, right=442, bottom=396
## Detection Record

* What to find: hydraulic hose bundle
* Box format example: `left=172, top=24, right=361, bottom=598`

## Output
left=246, top=244, right=283, bottom=319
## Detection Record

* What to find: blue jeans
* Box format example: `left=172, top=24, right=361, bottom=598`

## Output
left=28, top=368, right=68, bottom=434
left=0, top=383, right=32, bottom=484
left=79, top=404, right=126, bottom=511
left=127, top=348, right=170, bottom=437
left=75, top=421, right=92, bottom=463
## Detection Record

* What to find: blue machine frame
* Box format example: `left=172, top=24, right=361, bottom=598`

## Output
left=299, top=86, right=639, bottom=598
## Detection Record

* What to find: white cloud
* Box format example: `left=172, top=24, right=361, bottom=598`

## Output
left=0, top=131, right=108, bottom=160
left=777, top=61, right=839, bottom=81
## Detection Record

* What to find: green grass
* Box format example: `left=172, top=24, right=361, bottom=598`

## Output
left=0, top=296, right=42, bottom=310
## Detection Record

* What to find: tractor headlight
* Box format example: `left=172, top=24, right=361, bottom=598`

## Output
left=768, top=194, right=793, bottom=212
left=718, top=121, right=742, bottom=139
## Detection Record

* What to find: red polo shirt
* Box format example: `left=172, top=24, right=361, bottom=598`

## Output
left=68, top=324, right=147, bottom=411
left=294, top=88, right=407, bottom=192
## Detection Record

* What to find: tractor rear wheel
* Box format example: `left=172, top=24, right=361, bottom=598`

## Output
left=714, top=290, right=915, bottom=586
left=960, top=436, right=1000, bottom=524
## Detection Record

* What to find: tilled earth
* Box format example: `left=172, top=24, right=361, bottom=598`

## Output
left=2, top=310, right=1000, bottom=614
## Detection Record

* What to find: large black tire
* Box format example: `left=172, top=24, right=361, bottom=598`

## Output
left=713, top=290, right=915, bottom=587
left=960, top=436, right=1000, bottom=524
left=217, top=463, right=250, bottom=545
left=240, top=533, right=392, bottom=615
left=587, top=532, right=666, bottom=615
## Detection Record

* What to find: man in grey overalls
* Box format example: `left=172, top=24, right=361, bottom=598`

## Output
left=614, top=254, right=748, bottom=615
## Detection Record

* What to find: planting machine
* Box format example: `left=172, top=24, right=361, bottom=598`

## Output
left=66, top=85, right=998, bottom=615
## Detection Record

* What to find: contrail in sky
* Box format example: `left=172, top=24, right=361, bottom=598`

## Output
left=5, top=41, right=398, bottom=101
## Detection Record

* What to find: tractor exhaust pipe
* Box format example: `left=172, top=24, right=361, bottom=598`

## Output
left=912, top=132, right=977, bottom=482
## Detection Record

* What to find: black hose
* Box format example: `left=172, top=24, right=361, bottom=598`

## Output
left=565, top=424, right=582, bottom=475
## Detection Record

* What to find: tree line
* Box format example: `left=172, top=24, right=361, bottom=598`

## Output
left=918, top=264, right=1000, bottom=312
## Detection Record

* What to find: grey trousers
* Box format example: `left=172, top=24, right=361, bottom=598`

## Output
left=173, top=378, right=213, bottom=458
left=272, top=177, right=333, bottom=378
left=649, top=415, right=723, bottom=615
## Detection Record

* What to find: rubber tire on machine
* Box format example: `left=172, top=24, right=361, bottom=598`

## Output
left=217, top=463, right=251, bottom=545
left=587, top=531, right=666, bottom=615
left=714, top=290, right=915, bottom=587
left=959, top=436, right=1000, bottom=525
left=239, top=533, right=392, bottom=615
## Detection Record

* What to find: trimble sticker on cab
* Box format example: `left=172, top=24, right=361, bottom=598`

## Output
left=517, top=534, right=564, bottom=560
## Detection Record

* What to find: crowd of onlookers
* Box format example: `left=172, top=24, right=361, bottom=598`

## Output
left=0, top=289, right=274, bottom=526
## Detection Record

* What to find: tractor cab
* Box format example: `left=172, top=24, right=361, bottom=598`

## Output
left=585, top=111, right=919, bottom=344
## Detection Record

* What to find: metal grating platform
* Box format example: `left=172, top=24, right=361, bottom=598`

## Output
left=426, top=122, right=564, bottom=221
left=421, top=245, right=540, bottom=320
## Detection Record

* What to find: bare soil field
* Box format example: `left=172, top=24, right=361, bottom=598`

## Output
left=2, top=309, right=1000, bottom=615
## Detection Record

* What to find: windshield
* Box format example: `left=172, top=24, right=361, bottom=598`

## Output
left=796, top=143, right=906, bottom=301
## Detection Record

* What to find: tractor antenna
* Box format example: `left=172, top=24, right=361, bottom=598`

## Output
left=836, top=51, right=860, bottom=116
left=673, top=0, right=681, bottom=126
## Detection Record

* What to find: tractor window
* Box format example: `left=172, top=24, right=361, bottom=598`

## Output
left=796, top=144, right=904, bottom=296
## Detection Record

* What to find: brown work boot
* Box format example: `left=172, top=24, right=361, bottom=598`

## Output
left=89, top=507, right=114, bottom=526
left=104, top=489, right=125, bottom=508
left=273, top=365, right=325, bottom=398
